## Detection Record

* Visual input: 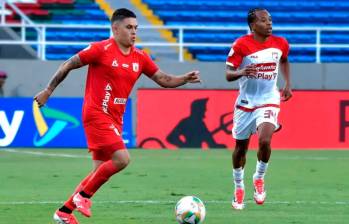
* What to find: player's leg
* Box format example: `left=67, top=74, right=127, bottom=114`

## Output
left=60, top=160, right=104, bottom=211
left=82, top=149, right=130, bottom=196
left=232, top=138, right=249, bottom=210
left=73, top=147, right=130, bottom=217
left=53, top=161, right=104, bottom=224
left=231, top=108, right=253, bottom=210
left=253, top=107, right=279, bottom=205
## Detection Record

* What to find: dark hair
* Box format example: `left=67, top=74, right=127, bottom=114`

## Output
left=111, top=8, right=136, bottom=23
left=247, top=8, right=266, bottom=30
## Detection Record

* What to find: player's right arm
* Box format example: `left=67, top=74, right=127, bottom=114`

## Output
left=34, top=55, right=84, bottom=107
left=226, top=64, right=257, bottom=82
left=226, top=39, right=256, bottom=82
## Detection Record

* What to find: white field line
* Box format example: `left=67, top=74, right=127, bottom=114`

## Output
left=0, top=200, right=348, bottom=206
left=1, top=148, right=349, bottom=161
left=2, top=149, right=90, bottom=159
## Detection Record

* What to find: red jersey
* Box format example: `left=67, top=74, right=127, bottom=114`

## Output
left=78, top=38, right=158, bottom=126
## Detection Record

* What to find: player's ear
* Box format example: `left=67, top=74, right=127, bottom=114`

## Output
left=111, top=22, right=118, bottom=35
left=250, top=23, right=255, bottom=33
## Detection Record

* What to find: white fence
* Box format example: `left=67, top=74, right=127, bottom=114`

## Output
left=1, top=1, right=349, bottom=62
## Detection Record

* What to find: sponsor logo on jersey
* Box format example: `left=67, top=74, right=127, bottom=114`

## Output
left=246, top=62, right=277, bottom=80
left=256, top=62, right=277, bottom=72
left=105, top=83, right=112, bottom=91
left=112, top=59, right=118, bottom=67
left=247, top=73, right=277, bottom=80
left=102, top=84, right=112, bottom=113
left=122, top=64, right=129, bottom=68
left=114, top=98, right=127, bottom=104
left=132, top=63, right=139, bottom=72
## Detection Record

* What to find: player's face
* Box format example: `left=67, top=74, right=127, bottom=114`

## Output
left=252, top=10, right=272, bottom=37
left=113, top=18, right=138, bottom=47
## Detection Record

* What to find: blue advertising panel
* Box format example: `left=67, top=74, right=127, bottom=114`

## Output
left=0, top=98, right=134, bottom=148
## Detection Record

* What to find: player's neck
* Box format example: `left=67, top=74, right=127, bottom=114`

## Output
left=253, top=33, right=269, bottom=43
left=118, top=43, right=132, bottom=55
left=114, top=39, right=132, bottom=55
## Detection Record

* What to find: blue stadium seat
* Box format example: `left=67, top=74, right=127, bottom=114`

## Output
left=16, top=0, right=110, bottom=59
left=144, top=0, right=349, bottom=62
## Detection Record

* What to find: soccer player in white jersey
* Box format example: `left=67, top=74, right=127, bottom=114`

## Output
left=225, top=8, right=292, bottom=210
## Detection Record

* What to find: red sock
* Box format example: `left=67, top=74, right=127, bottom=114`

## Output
left=63, top=172, right=94, bottom=210
left=82, top=160, right=119, bottom=196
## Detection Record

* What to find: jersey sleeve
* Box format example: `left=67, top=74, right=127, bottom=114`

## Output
left=141, top=50, right=159, bottom=77
left=226, top=40, right=244, bottom=68
left=78, top=43, right=102, bottom=65
left=280, top=37, right=290, bottom=60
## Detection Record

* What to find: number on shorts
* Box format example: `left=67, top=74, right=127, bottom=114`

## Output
left=264, top=110, right=276, bottom=119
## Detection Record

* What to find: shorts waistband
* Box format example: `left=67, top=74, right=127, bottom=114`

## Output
left=236, top=104, right=279, bottom=112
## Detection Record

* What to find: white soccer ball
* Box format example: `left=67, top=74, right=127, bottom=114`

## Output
left=175, top=196, right=206, bottom=224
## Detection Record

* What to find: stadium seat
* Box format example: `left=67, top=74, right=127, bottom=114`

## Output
left=6, top=0, right=110, bottom=60
left=143, top=0, right=349, bottom=62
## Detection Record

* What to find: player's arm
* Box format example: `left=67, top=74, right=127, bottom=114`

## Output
left=34, top=55, right=84, bottom=107
left=226, top=64, right=257, bottom=82
left=151, top=69, right=201, bottom=88
left=280, top=58, right=292, bottom=101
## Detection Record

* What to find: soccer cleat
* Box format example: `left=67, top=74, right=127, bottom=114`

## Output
left=253, top=178, right=266, bottom=205
left=53, top=210, right=79, bottom=224
left=73, top=193, right=92, bottom=217
left=232, top=188, right=245, bottom=210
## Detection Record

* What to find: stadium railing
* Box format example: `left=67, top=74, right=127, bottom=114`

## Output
left=0, top=0, right=349, bottom=63
left=2, top=23, right=349, bottom=63
left=1, top=2, right=349, bottom=62
left=0, top=23, right=349, bottom=63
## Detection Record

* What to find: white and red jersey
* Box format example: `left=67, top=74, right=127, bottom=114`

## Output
left=226, top=34, right=289, bottom=110
left=78, top=38, right=159, bottom=126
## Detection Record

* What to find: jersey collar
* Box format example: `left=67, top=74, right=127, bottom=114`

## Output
left=111, top=38, right=134, bottom=56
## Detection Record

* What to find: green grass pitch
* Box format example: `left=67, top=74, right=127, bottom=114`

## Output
left=0, top=148, right=348, bottom=224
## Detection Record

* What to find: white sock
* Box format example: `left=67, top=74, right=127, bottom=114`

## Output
left=253, top=160, right=268, bottom=180
left=233, top=167, right=244, bottom=190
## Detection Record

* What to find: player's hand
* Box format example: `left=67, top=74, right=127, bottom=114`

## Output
left=240, top=64, right=257, bottom=77
left=281, top=85, right=292, bottom=101
left=184, top=70, right=201, bottom=84
left=33, top=88, right=52, bottom=107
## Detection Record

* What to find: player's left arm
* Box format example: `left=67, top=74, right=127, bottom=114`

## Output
left=151, top=69, right=201, bottom=88
left=280, top=57, right=292, bottom=101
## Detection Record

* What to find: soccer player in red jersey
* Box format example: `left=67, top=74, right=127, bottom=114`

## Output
left=225, top=8, right=292, bottom=210
left=34, top=8, right=201, bottom=224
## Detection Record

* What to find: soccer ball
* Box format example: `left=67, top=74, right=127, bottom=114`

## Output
left=175, top=196, right=206, bottom=224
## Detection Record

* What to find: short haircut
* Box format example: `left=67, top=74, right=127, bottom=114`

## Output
left=111, top=8, right=136, bottom=24
left=247, top=8, right=267, bottom=30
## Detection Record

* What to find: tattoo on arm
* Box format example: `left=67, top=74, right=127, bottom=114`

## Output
left=152, top=71, right=175, bottom=87
left=47, top=55, right=83, bottom=91
left=162, top=75, right=172, bottom=83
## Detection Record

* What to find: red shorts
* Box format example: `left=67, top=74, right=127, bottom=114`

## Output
left=83, top=121, right=126, bottom=161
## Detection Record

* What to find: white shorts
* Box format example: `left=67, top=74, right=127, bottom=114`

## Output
left=232, top=106, right=280, bottom=140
